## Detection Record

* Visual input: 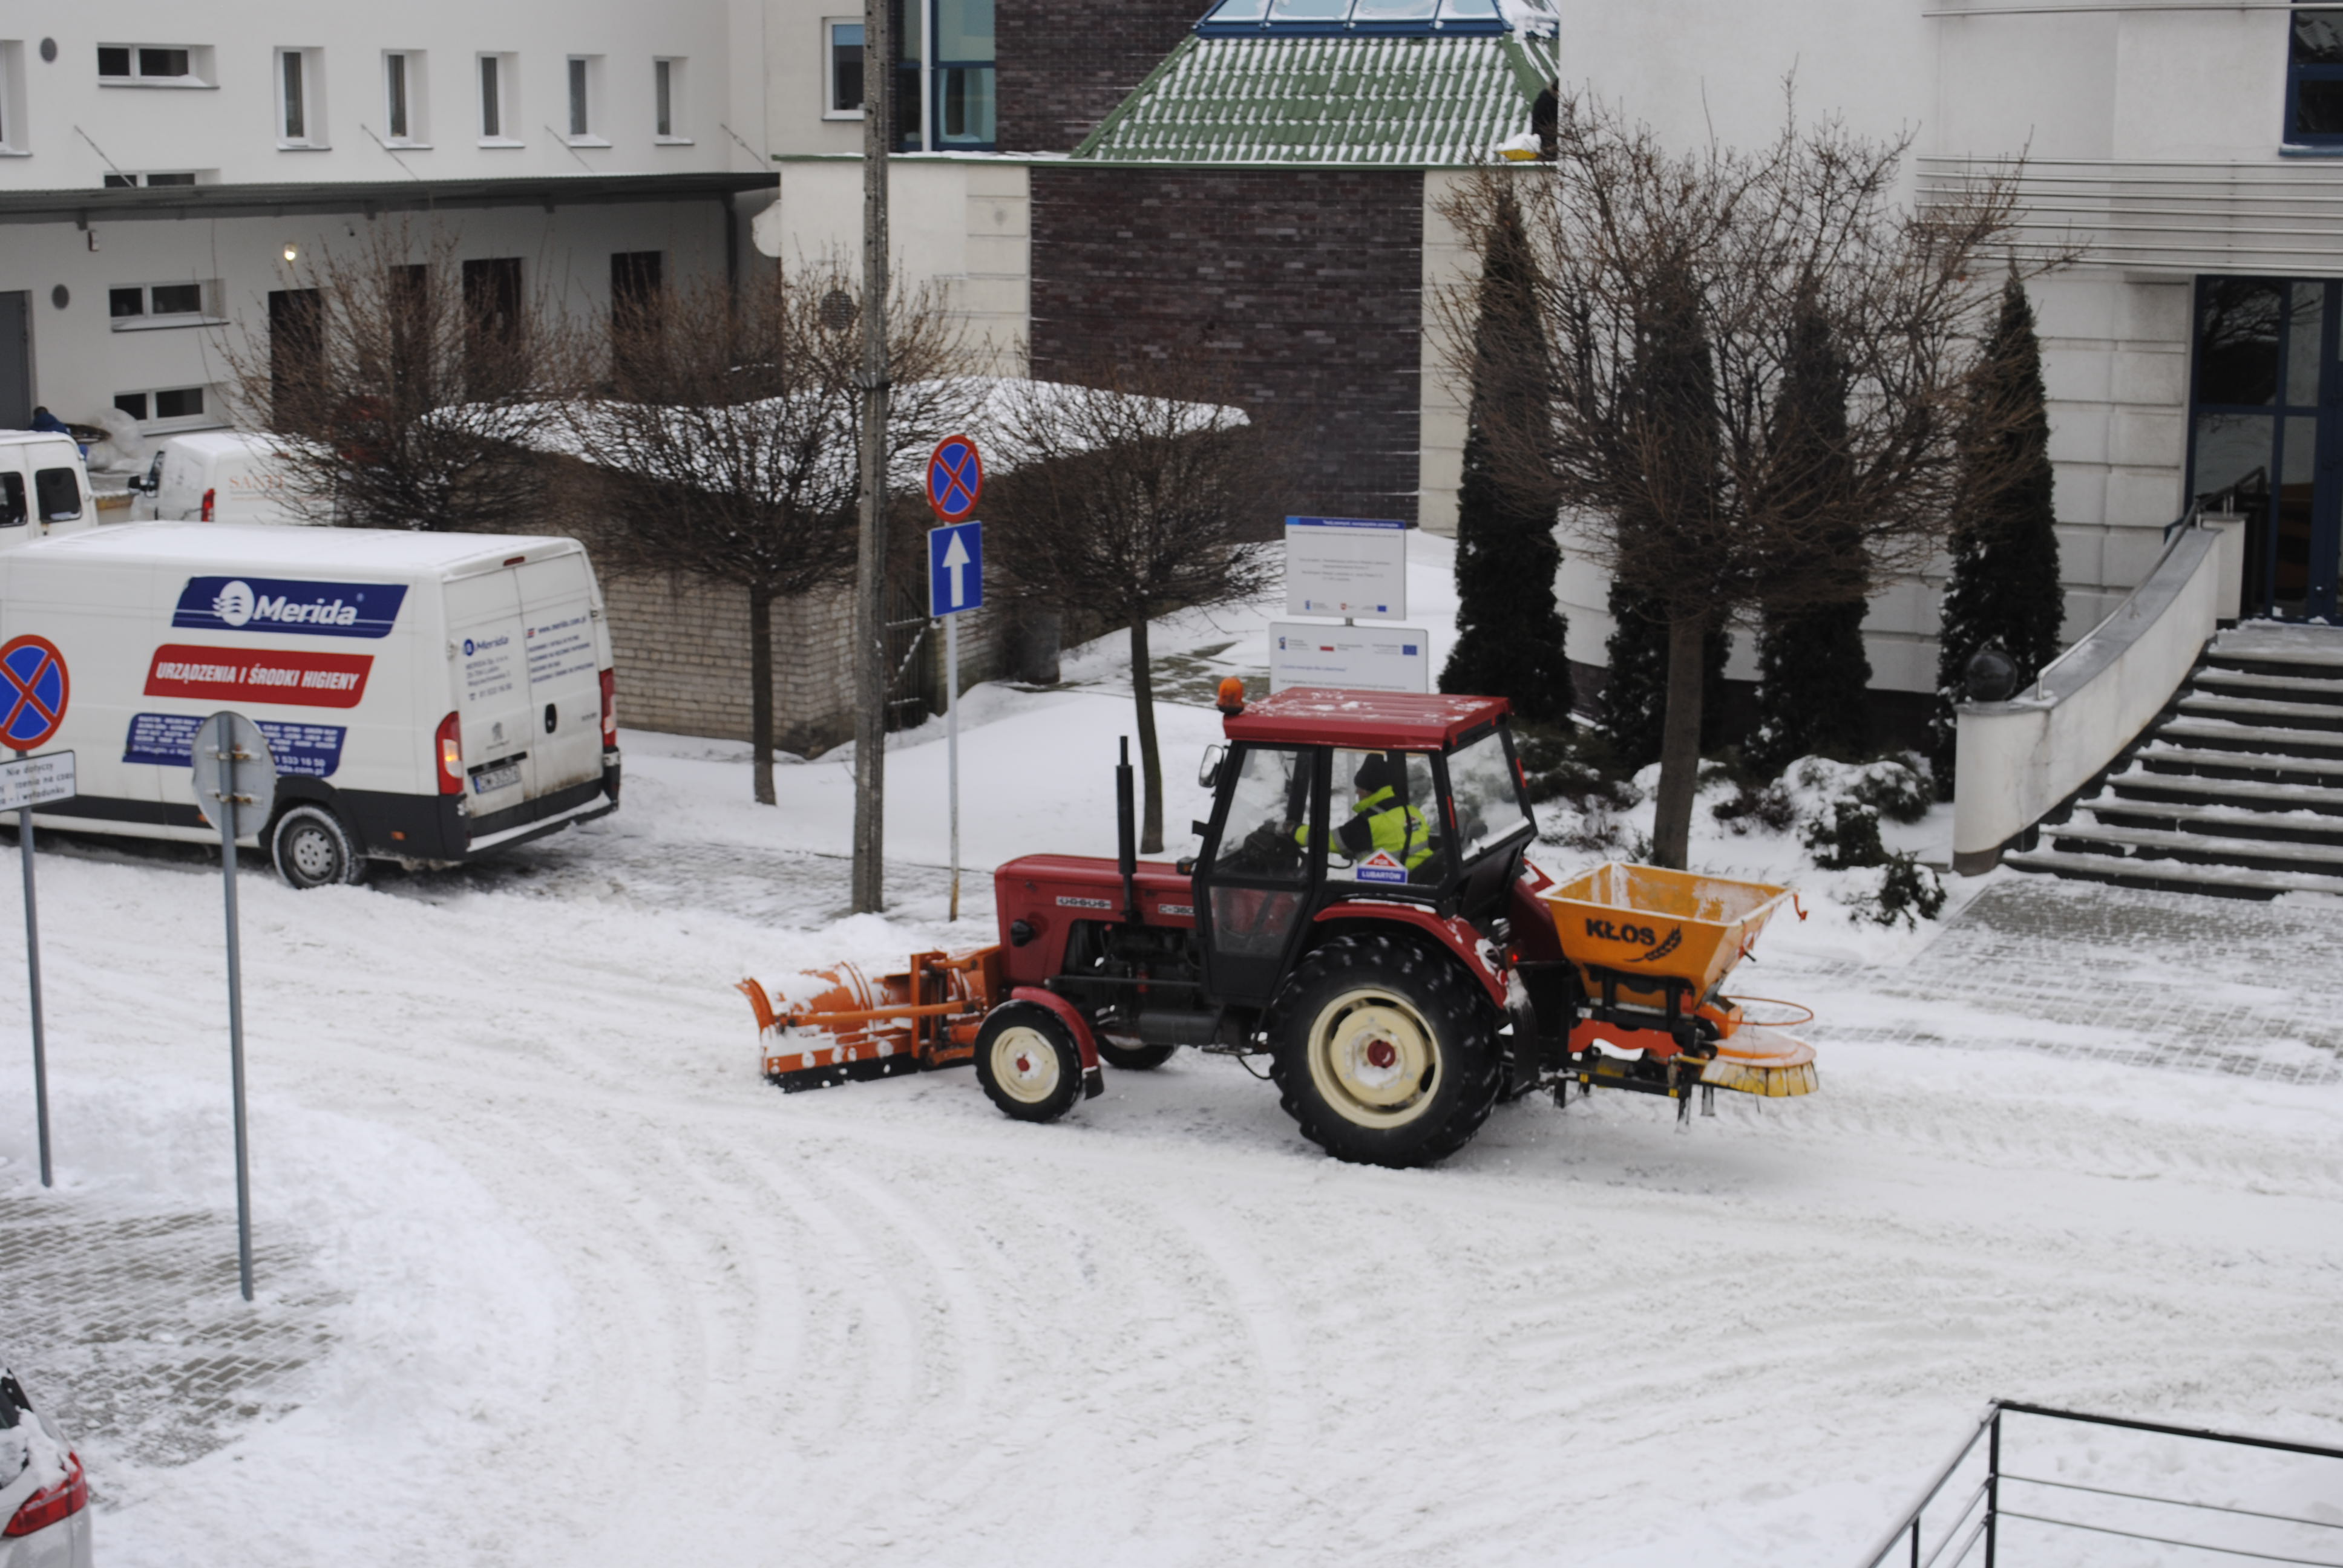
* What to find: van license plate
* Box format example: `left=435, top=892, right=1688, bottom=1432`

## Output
left=472, top=762, right=521, bottom=795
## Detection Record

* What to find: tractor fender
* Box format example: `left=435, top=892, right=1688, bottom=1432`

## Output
left=1008, top=985, right=1107, bottom=1098
left=1309, top=902, right=1509, bottom=1010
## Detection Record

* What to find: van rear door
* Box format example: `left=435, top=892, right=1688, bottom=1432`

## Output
left=443, top=570, right=535, bottom=812
left=515, top=554, right=602, bottom=796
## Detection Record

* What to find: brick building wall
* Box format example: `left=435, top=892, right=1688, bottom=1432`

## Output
left=995, top=0, right=1202, bottom=154
left=1029, top=167, right=1426, bottom=525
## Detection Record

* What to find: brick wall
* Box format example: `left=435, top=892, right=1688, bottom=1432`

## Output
left=1029, top=167, right=1426, bottom=524
left=996, top=0, right=1201, bottom=154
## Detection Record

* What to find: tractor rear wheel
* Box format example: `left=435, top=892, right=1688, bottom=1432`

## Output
left=1265, top=932, right=1501, bottom=1168
left=974, top=1003, right=1084, bottom=1123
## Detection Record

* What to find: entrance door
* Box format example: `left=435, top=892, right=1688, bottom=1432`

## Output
left=0, top=293, right=30, bottom=430
left=2189, top=278, right=2343, bottom=620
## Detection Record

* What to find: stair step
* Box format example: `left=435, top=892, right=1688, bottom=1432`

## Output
left=2055, top=817, right=2343, bottom=866
left=2089, top=797, right=2343, bottom=843
left=2138, top=745, right=2343, bottom=786
left=2154, top=718, right=2343, bottom=759
left=2175, top=693, right=2343, bottom=731
left=2103, top=771, right=2343, bottom=815
left=2191, top=668, right=2343, bottom=704
left=2005, top=846, right=2343, bottom=900
left=2209, top=624, right=2343, bottom=673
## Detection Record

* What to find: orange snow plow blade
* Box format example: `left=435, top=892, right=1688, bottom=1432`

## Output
left=738, top=947, right=1003, bottom=1093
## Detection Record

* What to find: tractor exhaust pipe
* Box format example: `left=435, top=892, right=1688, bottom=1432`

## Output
left=1117, top=736, right=1139, bottom=924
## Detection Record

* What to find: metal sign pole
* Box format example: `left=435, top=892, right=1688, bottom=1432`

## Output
left=217, top=737, right=254, bottom=1303
left=947, top=611, right=960, bottom=923
left=18, top=802, right=46, bottom=1189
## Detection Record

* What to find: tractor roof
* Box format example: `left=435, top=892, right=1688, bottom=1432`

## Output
left=1222, top=688, right=1511, bottom=750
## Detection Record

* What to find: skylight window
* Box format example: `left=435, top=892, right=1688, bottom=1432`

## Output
left=1198, top=0, right=1549, bottom=34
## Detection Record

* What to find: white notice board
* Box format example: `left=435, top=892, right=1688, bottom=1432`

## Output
left=1285, top=516, right=1407, bottom=620
left=1270, top=623, right=1430, bottom=695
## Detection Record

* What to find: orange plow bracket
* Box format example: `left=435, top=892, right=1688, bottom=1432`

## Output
left=739, top=947, right=1003, bottom=1093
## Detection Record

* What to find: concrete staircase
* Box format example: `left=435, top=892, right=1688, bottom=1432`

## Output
left=2005, top=622, right=2343, bottom=900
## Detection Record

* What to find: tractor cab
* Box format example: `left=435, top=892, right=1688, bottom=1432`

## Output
left=1190, top=688, right=1536, bottom=1007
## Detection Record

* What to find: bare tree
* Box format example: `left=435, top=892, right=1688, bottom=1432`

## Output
left=986, top=359, right=1277, bottom=853
left=575, top=262, right=971, bottom=806
left=1440, top=94, right=2047, bottom=866
left=218, top=222, right=579, bottom=532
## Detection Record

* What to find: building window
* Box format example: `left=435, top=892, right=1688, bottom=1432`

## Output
left=112, top=386, right=211, bottom=431
left=825, top=19, right=864, bottom=118
left=2289, top=11, right=2343, bottom=144
left=97, top=44, right=211, bottom=87
left=101, top=171, right=201, bottom=187
left=462, top=258, right=525, bottom=391
left=277, top=48, right=323, bottom=146
left=0, top=41, right=25, bottom=153
left=565, top=56, right=605, bottom=142
left=932, top=0, right=995, bottom=150
left=107, top=281, right=220, bottom=329
left=654, top=57, right=688, bottom=140
left=269, top=288, right=323, bottom=431
left=478, top=53, right=519, bottom=143
left=385, top=51, right=427, bottom=143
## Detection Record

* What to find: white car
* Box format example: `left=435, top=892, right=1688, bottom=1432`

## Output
left=127, top=431, right=313, bottom=524
left=0, top=1368, right=91, bottom=1567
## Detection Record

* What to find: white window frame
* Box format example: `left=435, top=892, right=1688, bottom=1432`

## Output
left=653, top=57, right=691, bottom=143
left=0, top=42, right=27, bottom=155
left=477, top=52, right=520, bottom=146
left=113, top=385, right=220, bottom=434
left=383, top=50, right=430, bottom=146
left=823, top=18, right=866, bottom=120
left=97, top=44, right=214, bottom=89
left=107, top=280, right=226, bottom=332
left=564, top=54, right=607, bottom=145
left=275, top=47, right=326, bottom=148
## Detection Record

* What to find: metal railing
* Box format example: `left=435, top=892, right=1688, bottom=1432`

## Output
left=1858, top=1400, right=2343, bottom=1568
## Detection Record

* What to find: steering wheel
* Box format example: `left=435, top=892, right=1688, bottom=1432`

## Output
left=1236, top=818, right=1303, bottom=877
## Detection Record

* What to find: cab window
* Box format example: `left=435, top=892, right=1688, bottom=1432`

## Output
left=1212, top=745, right=1316, bottom=883
left=1324, top=749, right=1438, bottom=884
left=0, top=474, right=24, bottom=527
left=33, top=468, right=81, bottom=522
left=1446, top=730, right=1532, bottom=858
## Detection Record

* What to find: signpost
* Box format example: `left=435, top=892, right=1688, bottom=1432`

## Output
left=0, top=633, right=71, bottom=1190
left=1268, top=622, right=1431, bottom=696
left=191, top=711, right=277, bottom=1303
left=1285, top=516, right=1409, bottom=621
left=926, top=437, right=985, bottom=923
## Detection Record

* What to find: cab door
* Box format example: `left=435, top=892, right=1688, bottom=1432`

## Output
left=443, top=569, right=534, bottom=815
left=1193, top=743, right=1323, bottom=1008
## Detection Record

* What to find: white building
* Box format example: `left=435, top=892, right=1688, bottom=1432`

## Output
left=0, top=2, right=777, bottom=463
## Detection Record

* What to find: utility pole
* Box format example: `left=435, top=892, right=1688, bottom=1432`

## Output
left=850, top=0, right=893, bottom=913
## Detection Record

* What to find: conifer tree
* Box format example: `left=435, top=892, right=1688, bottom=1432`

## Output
left=1749, top=292, right=1872, bottom=776
left=1442, top=186, right=1574, bottom=724
left=1932, top=275, right=2063, bottom=792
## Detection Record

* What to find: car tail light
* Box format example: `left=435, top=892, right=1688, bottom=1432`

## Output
left=200, top=487, right=216, bottom=521
left=598, top=667, right=617, bottom=744
left=434, top=711, right=464, bottom=795
left=5, top=1452, right=88, bottom=1537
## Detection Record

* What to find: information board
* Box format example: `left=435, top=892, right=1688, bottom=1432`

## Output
left=1269, top=622, right=1431, bottom=696
left=1285, top=516, right=1408, bottom=621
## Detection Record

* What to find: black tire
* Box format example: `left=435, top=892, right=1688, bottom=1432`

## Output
left=1264, top=932, right=1501, bottom=1168
left=1096, top=1036, right=1178, bottom=1071
left=270, top=803, right=368, bottom=890
left=973, top=1002, right=1084, bottom=1123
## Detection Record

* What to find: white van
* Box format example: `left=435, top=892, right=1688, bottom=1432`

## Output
left=0, top=433, right=97, bottom=535
left=0, top=523, right=620, bottom=886
left=129, top=432, right=310, bottom=524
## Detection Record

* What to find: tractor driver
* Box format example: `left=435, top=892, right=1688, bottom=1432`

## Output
left=1300, top=751, right=1435, bottom=878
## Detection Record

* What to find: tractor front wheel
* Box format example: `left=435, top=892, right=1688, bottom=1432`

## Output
left=974, top=1003, right=1084, bottom=1124
left=1265, top=932, right=1501, bottom=1168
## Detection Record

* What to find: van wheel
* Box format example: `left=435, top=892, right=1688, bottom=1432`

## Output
left=270, top=805, right=367, bottom=889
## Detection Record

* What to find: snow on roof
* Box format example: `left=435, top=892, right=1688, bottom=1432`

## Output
left=22, top=521, right=580, bottom=572
left=1073, top=30, right=1557, bottom=167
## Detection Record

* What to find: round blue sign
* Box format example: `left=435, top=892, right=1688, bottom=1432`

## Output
left=926, top=434, right=983, bottom=521
left=0, top=635, right=68, bottom=753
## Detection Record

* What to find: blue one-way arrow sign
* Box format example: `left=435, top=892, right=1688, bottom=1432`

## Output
left=928, top=521, right=983, bottom=617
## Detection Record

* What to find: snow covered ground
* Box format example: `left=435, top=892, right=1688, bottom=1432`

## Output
left=1, top=535, right=2339, bottom=1565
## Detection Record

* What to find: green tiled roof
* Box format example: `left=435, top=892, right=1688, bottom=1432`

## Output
left=1072, top=33, right=1557, bottom=168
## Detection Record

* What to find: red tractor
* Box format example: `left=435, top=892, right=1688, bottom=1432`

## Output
left=741, top=685, right=1815, bottom=1169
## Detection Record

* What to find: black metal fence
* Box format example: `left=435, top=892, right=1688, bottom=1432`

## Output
left=1858, top=1400, right=2343, bottom=1567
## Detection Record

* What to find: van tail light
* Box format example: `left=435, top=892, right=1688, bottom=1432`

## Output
left=434, top=711, right=464, bottom=795
left=200, top=487, right=216, bottom=521
left=5, top=1452, right=88, bottom=1537
left=598, top=667, right=617, bottom=745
